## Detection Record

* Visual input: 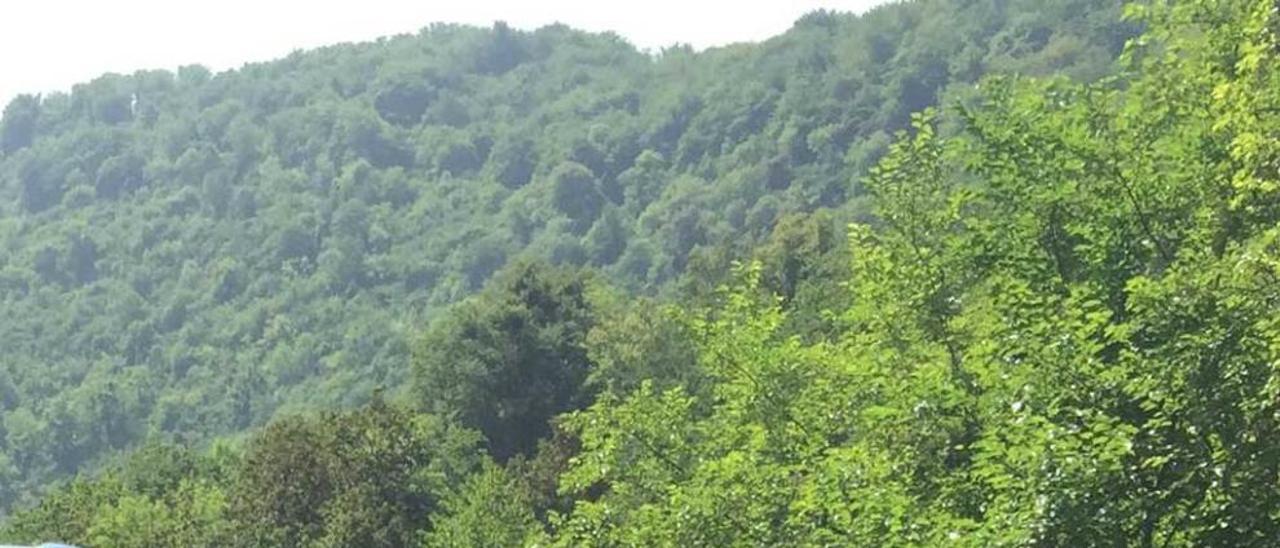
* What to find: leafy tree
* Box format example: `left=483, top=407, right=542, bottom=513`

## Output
left=94, top=152, right=146, bottom=199
left=487, top=135, right=537, bottom=189
left=412, top=260, right=597, bottom=460
left=0, top=442, right=234, bottom=546
left=230, top=399, right=479, bottom=547
left=583, top=206, right=628, bottom=266
left=422, top=462, right=542, bottom=547
left=584, top=293, right=701, bottom=397
left=1, top=94, right=39, bottom=154
left=374, top=80, right=434, bottom=127
left=551, top=161, right=605, bottom=231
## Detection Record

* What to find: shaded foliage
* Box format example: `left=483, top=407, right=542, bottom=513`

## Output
left=411, top=261, right=597, bottom=461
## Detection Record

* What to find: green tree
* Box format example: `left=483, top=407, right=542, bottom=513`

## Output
left=423, top=462, right=542, bottom=547
left=230, top=399, right=477, bottom=547
left=551, top=161, right=605, bottom=231
left=1, top=94, right=39, bottom=154
left=412, top=260, right=597, bottom=460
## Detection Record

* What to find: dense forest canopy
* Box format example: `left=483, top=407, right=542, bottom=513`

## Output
left=22, top=0, right=1280, bottom=543
left=0, top=0, right=1135, bottom=515
left=10, top=0, right=1280, bottom=542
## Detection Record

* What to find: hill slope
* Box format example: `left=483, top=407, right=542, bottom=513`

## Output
left=0, top=0, right=1131, bottom=509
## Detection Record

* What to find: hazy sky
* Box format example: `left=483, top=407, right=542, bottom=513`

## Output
left=0, top=0, right=889, bottom=108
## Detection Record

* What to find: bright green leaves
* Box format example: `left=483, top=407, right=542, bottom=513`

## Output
left=842, top=1, right=1280, bottom=543
left=0, top=443, right=236, bottom=547
left=541, top=1, right=1280, bottom=544
left=560, top=384, right=702, bottom=501
left=423, top=462, right=543, bottom=548
left=1114, top=232, right=1280, bottom=544
left=552, top=384, right=704, bottom=546
left=83, top=479, right=231, bottom=548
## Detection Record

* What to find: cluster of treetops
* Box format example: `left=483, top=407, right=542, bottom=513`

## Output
left=5, top=0, right=1280, bottom=545
left=0, top=0, right=1131, bottom=513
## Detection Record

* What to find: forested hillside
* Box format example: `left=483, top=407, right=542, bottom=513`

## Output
left=8, top=0, right=1280, bottom=545
left=0, top=0, right=1134, bottom=512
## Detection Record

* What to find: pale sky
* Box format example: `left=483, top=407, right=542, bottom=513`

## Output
left=0, top=0, right=889, bottom=108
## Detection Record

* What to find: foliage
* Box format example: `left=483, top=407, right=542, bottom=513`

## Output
left=541, top=0, right=1280, bottom=544
left=0, top=0, right=1131, bottom=510
left=411, top=261, right=597, bottom=461
left=16, top=3, right=1265, bottom=548
left=1, top=401, right=482, bottom=547
left=422, top=461, right=543, bottom=547
left=229, top=397, right=482, bottom=547
left=8, top=0, right=1280, bottom=543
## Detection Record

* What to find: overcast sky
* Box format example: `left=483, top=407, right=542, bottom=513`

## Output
left=0, top=0, right=890, bottom=108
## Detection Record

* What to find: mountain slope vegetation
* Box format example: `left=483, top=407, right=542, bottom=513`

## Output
left=7, top=0, right=1280, bottom=545
left=0, top=0, right=1133, bottom=511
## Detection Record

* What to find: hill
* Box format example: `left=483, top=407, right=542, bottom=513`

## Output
left=0, top=0, right=1131, bottom=511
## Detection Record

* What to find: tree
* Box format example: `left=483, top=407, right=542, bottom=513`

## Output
left=551, top=161, right=605, bottom=231
left=487, top=136, right=537, bottom=189
left=0, top=442, right=233, bottom=547
left=374, top=80, right=434, bottom=127
left=475, top=21, right=528, bottom=75
left=1, top=94, right=39, bottom=154
left=67, top=234, right=99, bottom=286
left=94, top=153, right=146, bottom=199
left=17, top=150, right=66, bottom=213
left=583, top=206, right=628, bottom=266
left=423, top=462, right=542, bottom=547
left=412, top=260, right=597, bottom=460
left=230, top=399, right=475, bottom=547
